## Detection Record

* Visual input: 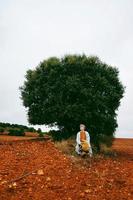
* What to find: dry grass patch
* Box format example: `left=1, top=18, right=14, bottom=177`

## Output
left=55, top=138, right=76, bottom=155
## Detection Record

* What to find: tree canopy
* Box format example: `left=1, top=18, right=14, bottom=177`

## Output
left=20, top=55, right=124, bottom=150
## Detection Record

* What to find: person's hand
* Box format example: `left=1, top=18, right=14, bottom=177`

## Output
left=81, top=139, right=86, bottom=142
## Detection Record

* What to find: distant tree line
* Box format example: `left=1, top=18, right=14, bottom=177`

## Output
left=0, top=122, right=42, bottom=136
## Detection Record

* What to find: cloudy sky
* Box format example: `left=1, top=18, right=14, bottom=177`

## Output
left=0, top=0, right=133, bottom=137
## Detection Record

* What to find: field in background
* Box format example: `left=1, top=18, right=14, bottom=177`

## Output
left=0, top=135, right=38, bottom=141
left=113, top=138, right=133, bottom=155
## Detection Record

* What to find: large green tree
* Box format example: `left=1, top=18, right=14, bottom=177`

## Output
left=20, top=55, right=124, bottom=150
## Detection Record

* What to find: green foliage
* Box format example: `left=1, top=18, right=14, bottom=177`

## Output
left=27, top=127, right=35, bottom=132
left=8, top=129, right=25, bottom=136
left=20, top=54, right=125, bottom=150
left=48, top=130, right=64, bottom=141
left=38, top=132, right=45, bottom=137
left=100, top=134, right=115, bottom=147
left=37, top=128, right=42, bottom=133
left=0, top=122, right=40, bottom=133
left=0, top=122, right=28, bottom=129
left=0, top=127, right=4, bottom=133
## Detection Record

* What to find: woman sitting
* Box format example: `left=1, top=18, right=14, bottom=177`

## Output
left=75, top=124, right=93, bottom=157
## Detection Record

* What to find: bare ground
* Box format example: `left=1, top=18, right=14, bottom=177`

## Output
left=0, top=137, right=132, bottom=200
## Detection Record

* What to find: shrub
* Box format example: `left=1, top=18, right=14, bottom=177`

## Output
left=37, top=128, right=42, bottom=133
left=38, top=132, right=44, bottom=137
left=8, top=129, right=25, bottom=136
left=27, top=127, right=35, bottom=132
left=0, top=127, right=4, bottom=133
left=48, top=130, right=65, bottom=141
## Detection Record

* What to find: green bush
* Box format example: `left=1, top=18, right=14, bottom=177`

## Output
left=100, top=135, right=115, bottom=147
left=8, top=129, right=25, bottom=136
left=48, top=130, right=65, bottom=141
left=27, top=127, right=35, bottom=132
left=38, top=132, right=45, bottom=137
left=0, top=127, right=4, bottom=133
left=37, top=128, right=42, bottom=133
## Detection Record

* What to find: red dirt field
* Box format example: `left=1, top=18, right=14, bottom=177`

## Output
left=0, top=138, right=133, bottom=200
left=0, top=135, right=37, bottom=142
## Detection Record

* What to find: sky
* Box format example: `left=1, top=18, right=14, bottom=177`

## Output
left=0, top=0, right=133, bottom=137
